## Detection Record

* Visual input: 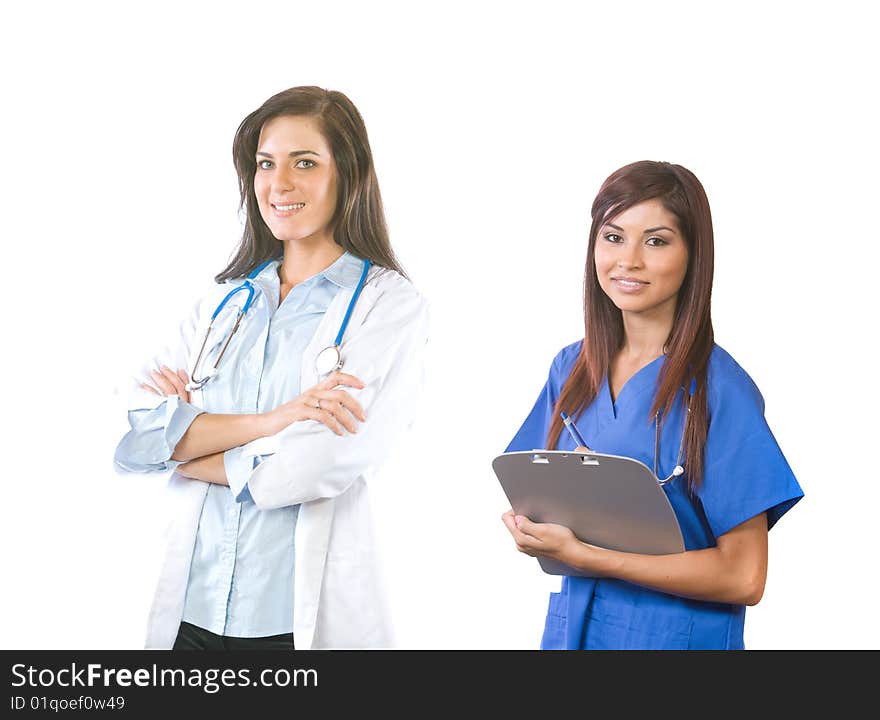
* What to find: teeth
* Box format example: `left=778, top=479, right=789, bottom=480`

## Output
left=275, top=203, right=305, bottom=211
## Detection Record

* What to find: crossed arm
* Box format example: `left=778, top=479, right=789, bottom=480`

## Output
left=142, top=365, right=366, bottom=486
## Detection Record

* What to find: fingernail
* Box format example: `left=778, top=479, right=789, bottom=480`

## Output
left=515, top=516, right=522, bottom=527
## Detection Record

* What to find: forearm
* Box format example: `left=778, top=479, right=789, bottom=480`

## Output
left=177, top=452, right=228, bottom=485
left=171, top=412, right=268, bottom=462
left=563, top=540, right=765, bottom=606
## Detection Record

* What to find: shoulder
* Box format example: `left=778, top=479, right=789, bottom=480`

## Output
left=357, top=267, right=430, bottom=338
left=367, top=266, right=422, bottom=296
left=707, top=344, right=765, bottom=414
left=366, top=267, right=430, bottom=313
left=552, top=339, right=583, bottom=371
left=547, top=339, right=583, bottom=384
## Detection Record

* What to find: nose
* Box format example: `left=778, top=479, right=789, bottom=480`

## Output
left=616, top=240, right=644, bottom=269
left=270, top=164, right=295, bottom=193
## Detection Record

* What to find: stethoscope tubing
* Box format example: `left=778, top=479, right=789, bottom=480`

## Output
left=561, top=377, right=696, bottom=485
left=187, top=256, right=370, bottom=392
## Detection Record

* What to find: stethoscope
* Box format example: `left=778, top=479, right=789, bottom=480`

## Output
left=653, top=378, right=696, bottom=484
left=561, top=377, right=696, bottom=485
left=185, top=256, right=371, bottom=392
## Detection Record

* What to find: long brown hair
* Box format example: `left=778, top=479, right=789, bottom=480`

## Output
left=547, top=161, right=715, bottom=490
left=218, top=86, right=406, bottom=282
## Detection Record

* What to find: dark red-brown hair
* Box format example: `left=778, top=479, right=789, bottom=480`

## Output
left=547, top=161, right=715, bottom=490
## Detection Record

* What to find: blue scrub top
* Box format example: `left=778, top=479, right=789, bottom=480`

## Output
left=506, top=341, right=803, bottom=650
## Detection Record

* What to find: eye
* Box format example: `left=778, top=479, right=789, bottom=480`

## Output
left=257, top=159, right=273, bottom=170
left=295, top=159, right=316, bottom=169
left=603, top=233, right=624, bottom=243
left=646, top=236, right=668, bottom=247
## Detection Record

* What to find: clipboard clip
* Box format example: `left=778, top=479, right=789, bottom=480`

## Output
left=530, top=452, right=600, bottom=466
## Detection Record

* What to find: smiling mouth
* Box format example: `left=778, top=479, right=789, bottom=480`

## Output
left=611, top=277, right=650, bottom=291
left=272, top=202, right=306, bottom=211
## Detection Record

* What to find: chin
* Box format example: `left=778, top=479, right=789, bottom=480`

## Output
left=271, top=228, right=316, bottom=244
left=608, top=295, right=656, bottom=313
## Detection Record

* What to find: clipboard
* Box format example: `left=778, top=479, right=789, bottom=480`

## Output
left=493, top=450, right=685, bottom=576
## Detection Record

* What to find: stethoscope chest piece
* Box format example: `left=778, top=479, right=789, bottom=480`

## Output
left=315, top=345, right=343, bottom=376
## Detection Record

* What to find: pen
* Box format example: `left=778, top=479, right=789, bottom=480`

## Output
left=560, top=411, right=591, bottom=451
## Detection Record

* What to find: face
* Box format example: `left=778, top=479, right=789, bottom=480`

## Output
left=593, top=198, right=689, bottom=318
left=253, top=115, right=338, bottom=246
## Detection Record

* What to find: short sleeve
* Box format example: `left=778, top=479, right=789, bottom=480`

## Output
left=697, top=355, right=803, bottom=538
left=505, top=341, right=582, bottom=453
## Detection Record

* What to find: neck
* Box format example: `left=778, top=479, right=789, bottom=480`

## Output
left=278, top=238, right=344, bottom=287
left=619, top=298, right=677, bottom=360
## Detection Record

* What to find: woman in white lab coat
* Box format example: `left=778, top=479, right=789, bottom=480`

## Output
left=114, top=86, right=429, bottom=650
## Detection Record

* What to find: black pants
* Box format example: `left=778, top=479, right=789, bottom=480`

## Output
left=172, top=621, right=295, bottom=651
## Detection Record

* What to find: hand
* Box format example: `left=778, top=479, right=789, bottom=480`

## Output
left=501, top=509, right=579, bottom=562
left=262, top=371, right=367, bottom=437
left=575, top=445, right=593, bottom=453
left=141, top=365, right=191, bottom=404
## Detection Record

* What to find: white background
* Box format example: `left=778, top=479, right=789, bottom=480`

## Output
left=2, top=1, right=877, bottom=649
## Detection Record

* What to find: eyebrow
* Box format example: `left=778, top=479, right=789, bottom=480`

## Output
left=605, top=222, right=677, bottom=234
left=256, top=150, right=320, bottom=158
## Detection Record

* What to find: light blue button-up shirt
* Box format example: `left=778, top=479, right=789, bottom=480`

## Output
left=114, top=251, right=364, bottom=637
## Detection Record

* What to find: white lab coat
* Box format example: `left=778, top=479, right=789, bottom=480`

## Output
left=118, top=265, right=429, bottom=649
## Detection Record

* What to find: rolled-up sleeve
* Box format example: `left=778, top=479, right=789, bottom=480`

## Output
left=113, top=292, right=209, bottom=475
left=114, top=395, right=205, bottom=473
left=223, top=446, right=259, bottom=503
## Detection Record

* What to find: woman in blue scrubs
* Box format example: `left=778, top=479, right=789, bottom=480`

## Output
left=501, top=161, right=803, bottom=650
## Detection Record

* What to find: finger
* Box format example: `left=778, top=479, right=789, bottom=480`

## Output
left=310, top=392, right=361, bottom=433
left=575, top=445, right=593, bottom=453
left=502, top=513, right=538, bottom=547
left=514, top=515, right=546, bottom=546
left=305, top=406, right=344, bottom=436
left=176, top=369, right=192, bottom=402
left=515, top=543, right=538, bottom=556
left=327, top=401, right=360, bottom=433
left=149, top=369, right=176, bottom=396
left=317, top=371, right=365, bottom=391
left=159, top=365, right=188, bottom=401
left=320, top=389, right=367, bottom=421
left=140, top=383, right=160, bottom=395
left=514, top=515, right=544, bottom=540
left=159, top=365, right=186, bottom=394
left=501, top=510, right=519, bottom=534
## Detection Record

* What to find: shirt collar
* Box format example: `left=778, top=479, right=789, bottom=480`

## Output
left=320, top=251, right=365, bottom=289
left=249, top=250, right=364, bottom=290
